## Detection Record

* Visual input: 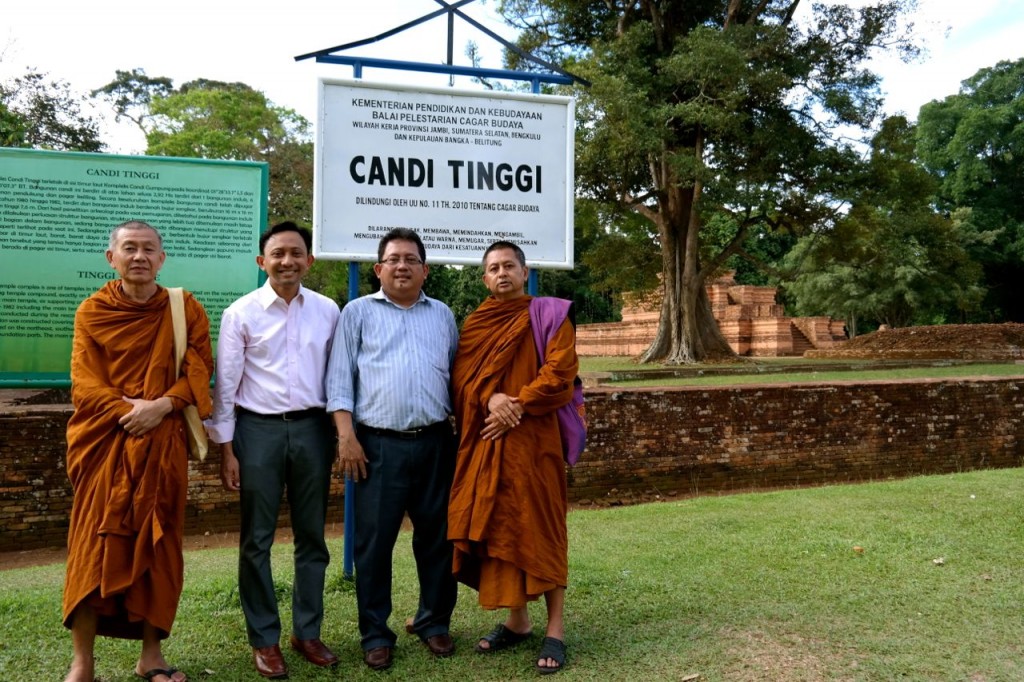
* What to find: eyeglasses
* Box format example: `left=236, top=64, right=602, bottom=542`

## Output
left=380, top=256, right=424, bottom=267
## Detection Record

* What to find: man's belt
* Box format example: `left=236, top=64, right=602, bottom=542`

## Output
left=238, top=406, right=325, bottom=422
left=357, top=420, right=452, bottom=440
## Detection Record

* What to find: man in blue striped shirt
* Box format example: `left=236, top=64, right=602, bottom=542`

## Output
left=326, top=228, right=459, bottom=672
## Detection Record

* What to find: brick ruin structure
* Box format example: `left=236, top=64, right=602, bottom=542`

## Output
left=4, top=377, right=1023, bottom=552
left=576, top=271, right=847, bottom=357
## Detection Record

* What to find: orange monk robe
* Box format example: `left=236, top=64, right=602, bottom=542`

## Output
left=62, top=282, right=213, bottom=640
left=448, top=295, right=578, bottom=609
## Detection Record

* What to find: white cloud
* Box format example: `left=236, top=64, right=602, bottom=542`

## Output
left=872, top=0, right=1024, bottom=118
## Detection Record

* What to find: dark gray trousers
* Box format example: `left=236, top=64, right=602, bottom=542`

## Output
left=235, top=410, right=333, bottom=648
left=354, top=424, right=458, bottom=650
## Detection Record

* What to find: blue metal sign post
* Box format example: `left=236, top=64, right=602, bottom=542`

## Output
left=296, top=0, right=585, bottom=580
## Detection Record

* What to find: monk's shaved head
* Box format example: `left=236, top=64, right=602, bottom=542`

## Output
left=109, top=220, right=163, bottom=251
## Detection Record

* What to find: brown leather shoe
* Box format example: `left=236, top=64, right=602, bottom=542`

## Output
left=289, top=635, right=339, bottom=667
left=424, top=633, right=455, bottom=658
left=364, top=646, right=393, bottom=671
left=252, top=644, right=288, bottom=679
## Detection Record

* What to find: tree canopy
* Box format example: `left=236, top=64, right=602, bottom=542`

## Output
left=916, top=57, right=1024, bottom=321
left=0, top=69, right=103, bottom=151
left=783, top=115, right=984, bottom=333
left=93, top=71, right=314, bottom=226
left=499, top=0, right=918, bottom=362
left=90, top=67, right=173, bottom=134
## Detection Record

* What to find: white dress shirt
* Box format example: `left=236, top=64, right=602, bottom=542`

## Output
left=207, top=281, right=340, bottom=444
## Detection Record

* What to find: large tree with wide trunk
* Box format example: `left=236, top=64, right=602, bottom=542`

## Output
left=499, top=0, right=918, bottom=363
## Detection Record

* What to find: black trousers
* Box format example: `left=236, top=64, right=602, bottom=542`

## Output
left=235, top=410, right=334, bottom=647
left=353, top=423, right=458, bottom=650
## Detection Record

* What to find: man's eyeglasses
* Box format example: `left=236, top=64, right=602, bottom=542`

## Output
left=379, top=256, right=424, bottom=267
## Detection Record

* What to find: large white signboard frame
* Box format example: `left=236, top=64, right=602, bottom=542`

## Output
left=315, top=79, right=575, bottom=268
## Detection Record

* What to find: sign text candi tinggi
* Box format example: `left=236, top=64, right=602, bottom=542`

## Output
left=315, top=79, right=575, bottom=267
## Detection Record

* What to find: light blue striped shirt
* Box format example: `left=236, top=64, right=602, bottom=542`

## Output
left=326, top=290, right=458, bottom=429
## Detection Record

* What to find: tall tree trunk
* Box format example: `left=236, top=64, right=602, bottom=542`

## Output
left=639, top=144, right=735, bottom=364
left=639, top=243, right=735, bottom=364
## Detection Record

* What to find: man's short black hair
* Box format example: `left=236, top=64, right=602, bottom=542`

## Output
left=482, top=240, right=526, bottom=267
left=259, top=221, right=312, bottom=254
left=378, top=228, right=426, bottom=263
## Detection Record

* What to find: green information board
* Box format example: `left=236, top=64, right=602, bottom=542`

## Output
left=0, top=148, right=268, bottom=385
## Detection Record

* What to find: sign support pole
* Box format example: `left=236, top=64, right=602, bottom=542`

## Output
left=305, top=6, right=585, bottom=581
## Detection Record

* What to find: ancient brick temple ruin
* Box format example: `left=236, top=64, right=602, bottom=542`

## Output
left=576, top=271, right=846, bottom=357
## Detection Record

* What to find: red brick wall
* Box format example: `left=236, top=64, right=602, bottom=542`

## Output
left=2, top=377, right=1022, bottom=551
left=570, top=378, right=1023, bottom=501
left=0, top=404, right=345, bottom=552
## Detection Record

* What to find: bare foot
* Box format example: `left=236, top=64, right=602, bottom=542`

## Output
left=63, top=657, right=94, bottom=682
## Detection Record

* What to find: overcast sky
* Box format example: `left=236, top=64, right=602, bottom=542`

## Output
left=3, top=0, right=1022, bottom=153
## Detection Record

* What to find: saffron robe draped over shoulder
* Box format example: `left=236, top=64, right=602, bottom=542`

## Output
left=448, top=295, right=578, bottom=608
left=62, top=281, right=213, bottom=640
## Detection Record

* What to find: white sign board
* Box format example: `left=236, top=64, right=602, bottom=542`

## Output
left=314, top=79, right=575, bottom=268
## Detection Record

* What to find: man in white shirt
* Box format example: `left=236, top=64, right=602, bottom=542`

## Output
left=207, top=221, right=341, bottom=679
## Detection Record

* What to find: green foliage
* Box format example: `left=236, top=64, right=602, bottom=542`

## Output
left=498, top=0, right=920, bottom=362
left=145, top=80, right=308, bottom=162
left=0, top=100, right=27, bottom=147
left=0, top=70, right=103, bottom=151
left=147, top=81, right=314, bottom=227
left=266, top=138, right=314, bottom=226
left=93, top=72, right=315, bottom=229
left=422, top=264, right=489, bottom=326
left=302, top=260, right=363, bottom=307
left=701, top=213, right=798, bottom=286
left=784, top=116, right=984, bottom=331
left=90, top=67, right=173, bottom=133
left=532, top=201, right=624, bottom=324
left=575, top=198, right=660, bottom=306
left=916, top=57, right=1024, bottom=321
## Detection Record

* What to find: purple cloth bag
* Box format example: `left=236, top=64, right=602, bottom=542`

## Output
left=528, top=297, right=586, bottom=466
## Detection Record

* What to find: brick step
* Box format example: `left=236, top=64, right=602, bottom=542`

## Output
left=790, top=324, right=815, bottom=355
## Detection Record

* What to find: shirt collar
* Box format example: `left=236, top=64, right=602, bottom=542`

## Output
left=371, top=289, right=429, bottom=308
left=256, top=280, right=305, bottom=309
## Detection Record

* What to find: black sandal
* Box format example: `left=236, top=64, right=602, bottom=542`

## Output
left=475, top=623, right=532, bottom=653
left=136, top=668, right=187, bottom=682
left=536, top=636, right=566, bottom=675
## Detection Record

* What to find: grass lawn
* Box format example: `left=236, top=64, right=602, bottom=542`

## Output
left=2, top=468, right=1022, bottom=681
left=578, top=356, right=1024, bottom=387
left=609, top=363, right=1024, bottom=387
left=578, top=356, right=863, bottom=372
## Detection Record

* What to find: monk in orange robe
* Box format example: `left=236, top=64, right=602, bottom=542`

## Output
left=62, top=221, right=212, bottom=682
left=449, top=241, right=578, bottom=675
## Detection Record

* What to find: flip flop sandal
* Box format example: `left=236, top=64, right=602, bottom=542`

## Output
left=536, top=636, right=566, bottom=675
left=475, top=623, right=533, bottom=653
left=136, top=668, right=187, bottom=682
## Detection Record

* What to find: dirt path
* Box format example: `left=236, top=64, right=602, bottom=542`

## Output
left=0, top=529, right=349, bottom=571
